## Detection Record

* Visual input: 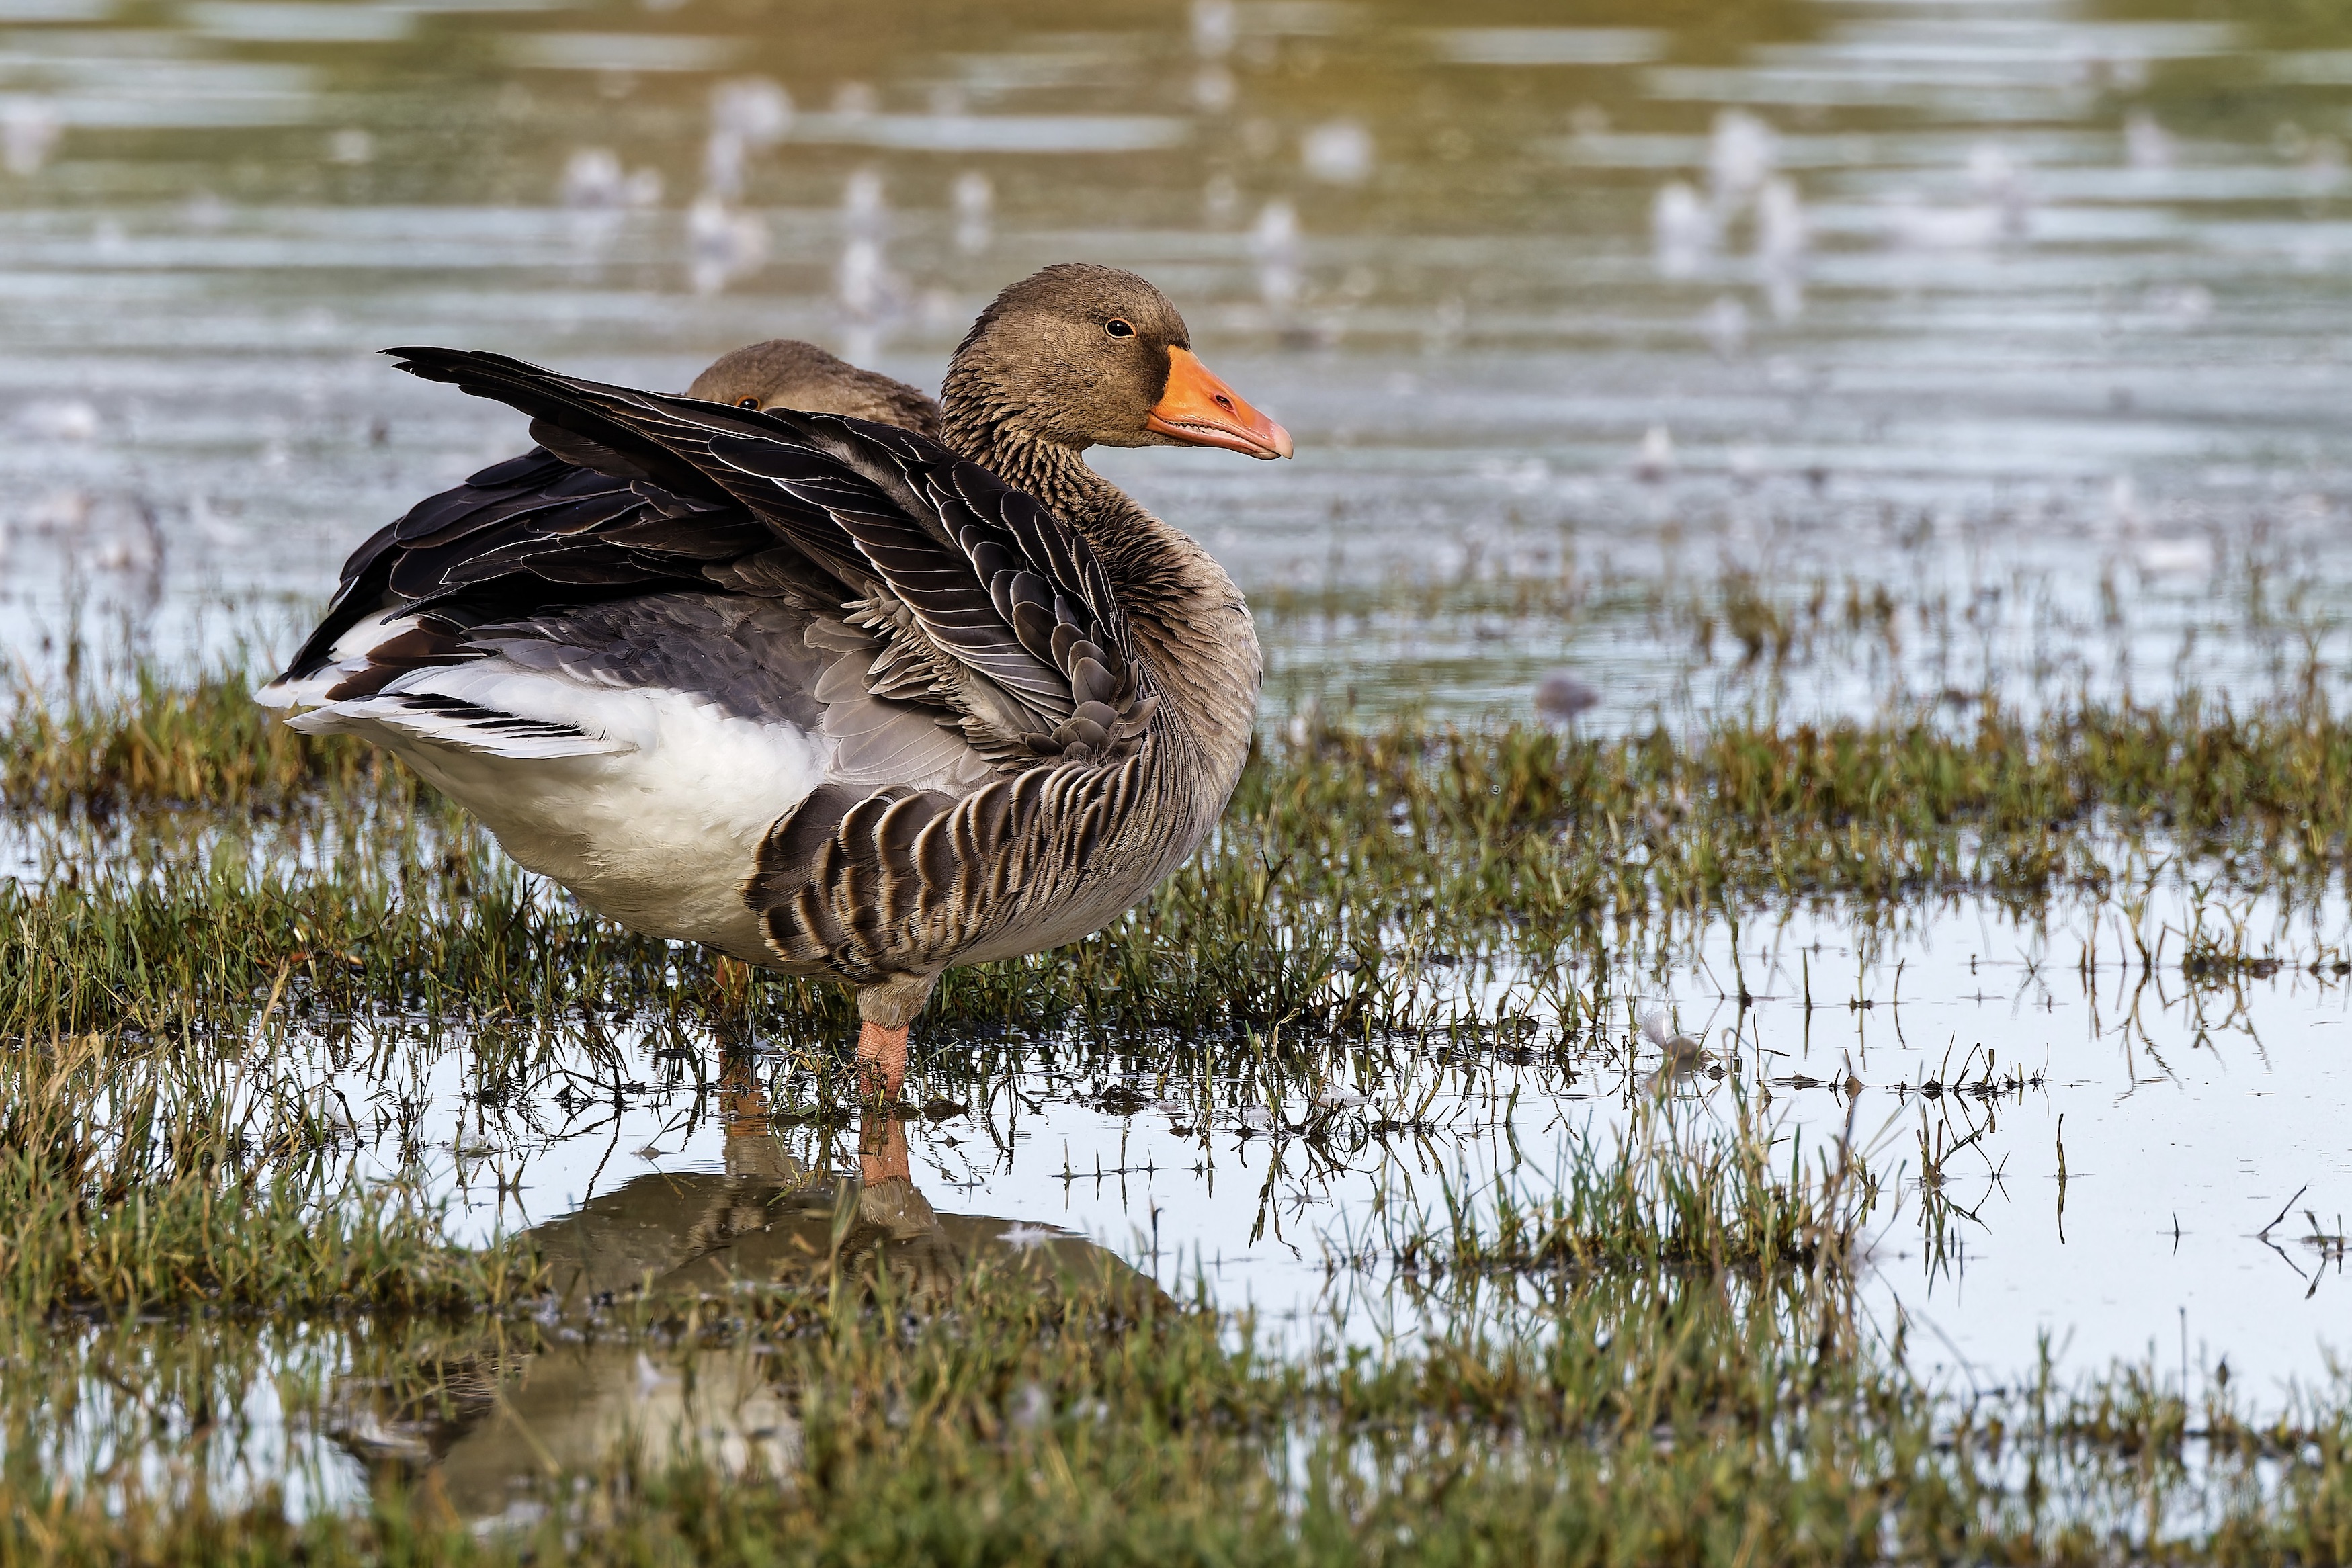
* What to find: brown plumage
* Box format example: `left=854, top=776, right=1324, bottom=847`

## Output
left=687, top=338, right=941, bottom=439
left=259, top=266, right=1287, bottom=1098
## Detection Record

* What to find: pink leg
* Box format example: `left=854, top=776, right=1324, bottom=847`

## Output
left=853, top=1021, right=910, bottom=1182
left=856, top=1020, right=908, bottom=1104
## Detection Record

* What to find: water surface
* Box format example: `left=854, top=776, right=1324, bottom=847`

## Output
left=8, top=0, right=2352, bottom=1513
left=8, top=0, right=2352, bottom=718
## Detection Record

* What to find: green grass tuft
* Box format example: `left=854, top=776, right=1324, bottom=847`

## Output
left=0, top=1033, right=537, bottom=1317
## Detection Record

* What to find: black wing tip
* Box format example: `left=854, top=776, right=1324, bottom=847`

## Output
left=381, top=346, right=548, bottom=386
left=382, top=345, right=458, bottom=371
left=382, top=346, right=480, bottom=388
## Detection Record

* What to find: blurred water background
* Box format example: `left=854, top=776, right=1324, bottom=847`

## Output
left=7, top=0, right=2352, bottom=723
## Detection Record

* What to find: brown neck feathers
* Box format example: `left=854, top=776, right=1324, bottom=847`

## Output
left=940, top=378, right=1263, bottom=776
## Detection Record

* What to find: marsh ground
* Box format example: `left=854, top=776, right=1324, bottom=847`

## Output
left=7, top=655, right=2352, bottom=1557
left=8, top=0, right=2352, bottom=1557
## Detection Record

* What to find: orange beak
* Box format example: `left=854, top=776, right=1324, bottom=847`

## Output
left=1145, top=347, right=1293, bottom=460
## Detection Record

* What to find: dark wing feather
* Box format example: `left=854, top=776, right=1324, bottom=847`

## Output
left=382, top=346, right=1157, bottom=767
left=282, top=453, right=689, bottom=675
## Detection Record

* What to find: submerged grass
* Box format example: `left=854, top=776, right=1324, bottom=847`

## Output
left=3, top=1100, right=2349, bottom=1565
left=5, top=666, right=2349, bottom=1043
left=1370, top=1098, right=1875, bottom=1281
left=0, top=1032, right=537, bottom=1317
left=9, top=667, right=2352, bottom=1562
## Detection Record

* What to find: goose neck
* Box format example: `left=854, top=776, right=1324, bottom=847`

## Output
left=939, top=388, right=1261, bottom=777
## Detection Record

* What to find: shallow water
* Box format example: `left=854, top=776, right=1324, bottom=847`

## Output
left=9, top=0, right=2352, bottom=1518
left=7, top=0, right=2352, bottom=719
left=315, top=875, right=2352, bottom=1387
left=32, top=867, right=2350, bottom=1520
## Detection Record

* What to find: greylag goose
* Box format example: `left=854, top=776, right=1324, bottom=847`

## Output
left=684, top=337, right=941, bottom=438
left=260, top=264, right=1288, bottom=1100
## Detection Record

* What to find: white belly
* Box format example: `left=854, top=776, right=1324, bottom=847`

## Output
left=325, top=683, right=825, bottom=962
left=261, top=605, right=992, bottom=965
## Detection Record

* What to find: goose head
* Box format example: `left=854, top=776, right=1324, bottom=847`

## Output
left=687, top=338, right=941, bottom=438
left=946, top=263, right=1291, bottom=461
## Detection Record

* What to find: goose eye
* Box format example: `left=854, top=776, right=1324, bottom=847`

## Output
left=737, top=396, right=761, bottom=408
left=1104, top=318, right=1134, bottom=339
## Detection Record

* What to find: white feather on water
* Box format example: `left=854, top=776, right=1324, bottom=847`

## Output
left=1302, top=118, right=1374, bottom=186
left=1704, top=294, right=1748, bottom=358
left=1652, top=180, right=1713, bottom=279
left=1, top=97, right=62, bottom=177
left=1251, top=198, right=1301, bottom=314
left=17, top=399, right=99, bottom=443
left=952, top=169, right=993, bottom=255
left=1707, top=109, right=1776, bottom=216
left=2126, top=110, right=2173, bottom=171
left=1633, top=424, right=1674, bottom=483
left=1640, top=1005, right=1708, bottom=1064
left=687, top=194, right=766, bottom=295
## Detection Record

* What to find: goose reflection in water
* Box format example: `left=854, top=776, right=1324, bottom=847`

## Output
left=331, top=1070, right=1156, bottom=1524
